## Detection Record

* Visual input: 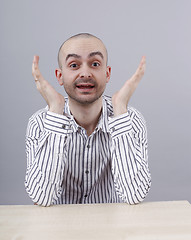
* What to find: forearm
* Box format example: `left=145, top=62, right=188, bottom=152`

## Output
left=25, top=109, right=69, bottom=206
left=109, top=109, right=151, bottom=204
left=25, top=134, right=64, bottom=206
left=111, top=134, right=151, bottom=204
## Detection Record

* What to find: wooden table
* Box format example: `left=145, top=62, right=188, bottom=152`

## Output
left=0, top=201, right=191, bottom=240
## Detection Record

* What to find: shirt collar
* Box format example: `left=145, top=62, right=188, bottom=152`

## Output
left=64, top=96, right=112, bottom=134
left=96, top=96, right=111, bottom=133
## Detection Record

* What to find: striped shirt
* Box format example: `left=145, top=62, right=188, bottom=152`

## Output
left=25, top=95, right=151, bottom=206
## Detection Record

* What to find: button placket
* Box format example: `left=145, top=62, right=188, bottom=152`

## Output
left=83, top=137, right=92, bottom=202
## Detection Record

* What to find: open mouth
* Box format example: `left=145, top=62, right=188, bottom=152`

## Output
left=76, top=83, right=95, bottom=89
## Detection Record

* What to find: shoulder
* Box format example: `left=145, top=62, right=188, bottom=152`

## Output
left=128, top=106, right=146, bottom=125
left=27, top=106, right=49, bottom=133
left=29, top=106, right=48, bottom=122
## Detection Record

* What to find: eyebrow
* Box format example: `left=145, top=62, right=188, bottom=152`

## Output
left=89, top=51, right=104, bottom=59
left=65, top=54, right=81, bottom=62
left=65, top=51, right=104, bottom=62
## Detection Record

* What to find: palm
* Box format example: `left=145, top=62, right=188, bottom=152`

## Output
left=112, top=56, right=146, bottom=116
left=32, top=56, right=65, bottom=114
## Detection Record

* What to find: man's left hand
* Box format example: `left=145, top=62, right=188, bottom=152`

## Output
left=112, top=56, right=146, bottom=117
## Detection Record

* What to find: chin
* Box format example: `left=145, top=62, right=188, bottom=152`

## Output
left=69, top=93, right=103, bottom=105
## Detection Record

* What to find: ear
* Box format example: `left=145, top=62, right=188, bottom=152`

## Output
left=55, top=68, right=64, bottom=86
left=106, top=66, right=111, bottom=83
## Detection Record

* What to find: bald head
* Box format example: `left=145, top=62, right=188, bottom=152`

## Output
left=57, top=33, right=108, bottom=69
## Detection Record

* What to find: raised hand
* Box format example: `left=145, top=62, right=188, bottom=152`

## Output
left=112, top=56, right=146, bottom=117
left=32, top=56, right=65, bottom=114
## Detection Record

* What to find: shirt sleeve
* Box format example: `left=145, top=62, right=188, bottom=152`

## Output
left=108, top=108, right=151, bottom=204
left=25, top=108, right=70, bottom=206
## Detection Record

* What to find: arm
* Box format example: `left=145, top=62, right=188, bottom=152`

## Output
left=110, top=56, right=151, bottom=204
left=25, top=109, right=70, bottom=206
left=109, top=109, right=151, bottom=204
left=25, top=56, right=67, bottom=206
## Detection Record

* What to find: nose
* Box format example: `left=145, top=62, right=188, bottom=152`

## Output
left=79, top=65, right=92, bottom=78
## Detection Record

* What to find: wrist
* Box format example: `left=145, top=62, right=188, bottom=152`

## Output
left=113, top=105, right=127, bottom=117
left=49, top=106, right=64, bottom=115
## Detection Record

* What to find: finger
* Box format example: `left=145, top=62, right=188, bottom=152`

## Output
left=133, top=56, right=146, bottom=79
left=32, top=55, right=41, bottom=81
left=32, top=55, right=39, bottom=72
left=138, top=56, right=146, bottom=72
left=33, top=55, right=39, bottom=65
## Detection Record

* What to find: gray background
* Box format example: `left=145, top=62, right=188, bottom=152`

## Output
left=0, top=0, right=190, bottom=205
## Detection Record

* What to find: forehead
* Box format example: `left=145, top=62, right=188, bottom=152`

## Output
left=60, top=37, right=107, bottom=61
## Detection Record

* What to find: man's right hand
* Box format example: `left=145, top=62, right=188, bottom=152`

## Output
left=32, top=56, right=65, bottom=114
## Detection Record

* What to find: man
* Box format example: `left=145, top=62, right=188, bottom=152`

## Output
left=25, top=33, right=151, bottom=206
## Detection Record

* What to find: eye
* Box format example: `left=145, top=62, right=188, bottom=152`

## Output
left=69, top=63, right=78, bottom=68
left=92, top=62, right=100, bottom=67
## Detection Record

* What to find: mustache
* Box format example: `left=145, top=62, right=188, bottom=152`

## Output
left=74, top=78, right=97, bottom=86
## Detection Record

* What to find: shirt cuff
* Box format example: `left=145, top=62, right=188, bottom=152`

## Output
left=108, top=112, right=133, bottom=138
left=44, top=111, right=73, bottom=134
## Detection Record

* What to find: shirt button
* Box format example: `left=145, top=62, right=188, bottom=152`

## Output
left=85, top=170, right=89, bottom=174
left=62, top=124, right=66, bottom=129
left=87, top=145, right=90, bottom=148
left=111, top=127, right=115, bottom=132
left=84, top=195, right=88, bottom=198
left=77, top=128, right=81, bottom=133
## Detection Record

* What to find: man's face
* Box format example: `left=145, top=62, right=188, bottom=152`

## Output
left=57, top=37, right=111, bottom=105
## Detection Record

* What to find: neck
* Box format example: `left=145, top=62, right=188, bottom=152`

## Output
left=68, top=97, right=103, bottom=136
